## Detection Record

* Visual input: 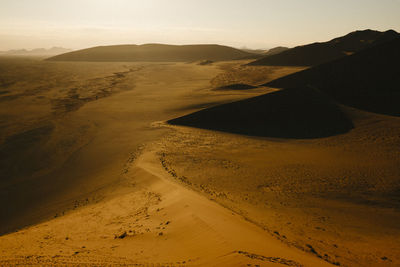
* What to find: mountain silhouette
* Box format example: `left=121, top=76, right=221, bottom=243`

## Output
left=249, top=29, right=399, bottom=66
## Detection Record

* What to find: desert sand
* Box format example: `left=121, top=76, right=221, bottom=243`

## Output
left=0, top=53, right=399, bottom=266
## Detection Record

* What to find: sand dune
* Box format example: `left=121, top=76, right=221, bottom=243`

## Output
left=249, top=29, right=399, bottom=66
left=162, top=107, right=400, bottom=266
left=0, top=147, right=330, bottom=266
left=265, top=37, right=400, bottom=116
left=169, top=86, right=353, bottom=138
left=0, top=58, right=290, bottom=235
left=47, top=44, right=259, bottom=62
left=163, top=45, right=400, bottom=265
left=1, top=55, right=399, bottom=266
left=263, top=46, right=289, bottom=56
left=0, top=59, right=333, bottom=265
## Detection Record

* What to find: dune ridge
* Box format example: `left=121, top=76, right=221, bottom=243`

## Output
left=47, top=44, right=259, bottom=62
left=161, top=33, right=400, bottom=266
left=0, top=147, right=331, bottom=266
left=168, top=86, right=353, bottom=138
left=249, top=29, right=399, bottom=66
left=265, top=37, right=400, bottom=116
left=263, top=46, right=289, bottom=56
left=169, top=35, right=400, bottom=140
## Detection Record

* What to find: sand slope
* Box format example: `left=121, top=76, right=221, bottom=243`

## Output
left=161, top=106, right=400, bottom=266
left=263, top=47, right=290, bottom=57
left=249, top=29, right=399, bottom=66
left=162, top=52, right=400, bottom=266
left=0, top=145, right=331, bottom=266
left=265, top=37, right=400, bottom=116
left=168, top=86, right=353, bottom=138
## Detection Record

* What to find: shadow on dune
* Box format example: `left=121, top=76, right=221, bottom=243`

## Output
left=213, top=83, right=258, bottom=91
left=0, top=123, right=54, bottom=182
left=248, top=29, right=399, bottom=66
left=265, top=37, right=400, bottom=116
left=168, top=34, right=400, bottom=138
left=168, top=86, right=353, bottom=139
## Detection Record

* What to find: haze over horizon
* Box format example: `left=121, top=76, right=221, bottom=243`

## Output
left=1, top=0, right=400, bottom=51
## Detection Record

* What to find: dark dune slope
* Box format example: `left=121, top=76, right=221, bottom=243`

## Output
left=249, top=29, right=399, bottom=66
left=213, top=83, right=258, bottom=91
left=47, top=44, right=258, bottom=62
left=263, top=46, right=289, bottom=56
left=265, top=37, right=400, bottom=116
left=168, top=86, right=353, bottom=139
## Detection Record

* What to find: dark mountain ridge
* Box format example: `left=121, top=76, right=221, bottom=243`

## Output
left=248, top=29, right=399, bottom=66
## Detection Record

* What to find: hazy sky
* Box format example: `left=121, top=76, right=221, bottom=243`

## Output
left=1, top=0, right=399, bottom=50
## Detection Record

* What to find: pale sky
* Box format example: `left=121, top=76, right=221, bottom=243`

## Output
left=0, top=0, right=399, bottom=50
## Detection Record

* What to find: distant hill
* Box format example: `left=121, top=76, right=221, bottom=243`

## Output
left=249, top=29, right=399, bottom=66
left=265, top=37, right=400, bottom=116
left=263, top=46, right=289, bottom=56
left=0, top=47, right=72, bottom=57
left=47, top=44, right=259, bottom=62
